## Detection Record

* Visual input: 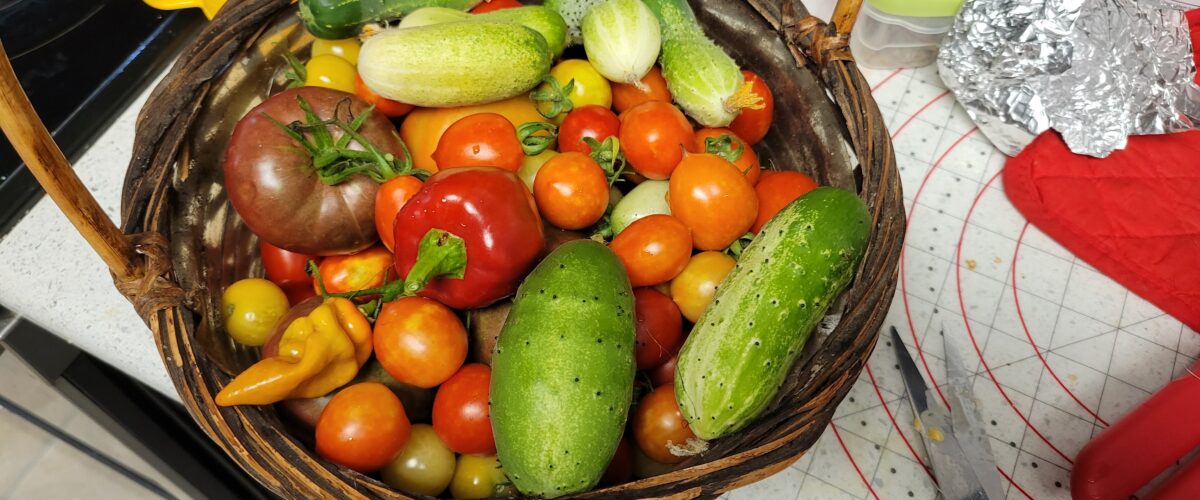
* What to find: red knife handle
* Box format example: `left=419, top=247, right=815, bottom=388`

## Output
left=1146, top=452, right=1200, bottom=500
left=1070, top=359, right=1200, bottom=500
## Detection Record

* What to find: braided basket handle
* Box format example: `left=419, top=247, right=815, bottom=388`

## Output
left=0, top=41, right=183, bottom=317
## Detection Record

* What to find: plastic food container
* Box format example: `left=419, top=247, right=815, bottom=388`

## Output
left=850, top=0, right=962, bottom=69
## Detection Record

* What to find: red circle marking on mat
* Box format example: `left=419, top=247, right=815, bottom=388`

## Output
left=890, top=90, right=951, bottom=139
left=955, top=172, right=1074, bottom=464
left=872, top=68, right=905, bottom=92
left=864, top=365, right=936, bottom=478
left=1012, top=222, right=1111, bottom=427
left=830, top=424, right=882, bottom=500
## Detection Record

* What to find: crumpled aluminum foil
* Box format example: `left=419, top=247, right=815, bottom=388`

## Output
left=938, top=0, right=1200, bottom=158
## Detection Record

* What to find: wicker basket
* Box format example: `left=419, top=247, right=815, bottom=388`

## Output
left=0, top=0, right=904, bottom=497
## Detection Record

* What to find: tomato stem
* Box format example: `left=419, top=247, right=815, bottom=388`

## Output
left=703, top=134, right=745, bottom=164
left=517, top=122, right=558, bottom=156
left=282, top=52, right=306, bottom=89
left=315, top=229, right=467, bottom=306
left=529, top=76, right=575, bottom=120
left=584, top=136, right=627, bottom=186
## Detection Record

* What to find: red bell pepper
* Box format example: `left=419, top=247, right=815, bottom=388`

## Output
left=392, top=167, right=544, bottom=309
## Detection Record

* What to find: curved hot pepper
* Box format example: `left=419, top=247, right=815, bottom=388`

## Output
left=215, top=298, right=371, bottom=406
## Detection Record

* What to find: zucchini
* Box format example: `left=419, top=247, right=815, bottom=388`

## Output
left=491, top=240, right=636, bottom=498
left=399, top=6, right=568, bottom=58
left=642, top=0, right=749, bottom=127
left=297, top=0, right=481, bottom=39
left=358, top=22, right=551, bottom=107
left=674, top=187, right=869, bottom=440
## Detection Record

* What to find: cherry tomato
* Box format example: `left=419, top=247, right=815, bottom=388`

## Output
left=670, top=251, right=736, bottom=322
left=517, top=150, right=557, bottom=191
left=432, top=363, right=495, bottom=455
left=558, top=105, right=620, bottom=154
left=649, top=353, right=679, bottom=387
left=260, top=241, right=318, bottom=305
left=609, top=214, right=691, bottom=287
left=375, top=176, right=423, bottom=251
left=633, top=384, right=697, bottom=464
left=668, top=153, right=758, bottom=251
left=728, top=70, right=774, bottom=145
left=432, top=113, right=524, bottom=172
left=538, top=59, right=612, bottom=121
left=619, top=101, right=694, bottom=180
left=600, top=436, right=634, bottom=487
left=450, top=455, right=514, bottom=498
left=691, top=128, right=761, bottom=186
left=374, top=297, right=468, bottom=388
left=381, top=424, right=456, bottom=496
left=311, top=37, right=360, bottom=65
left=304, top=54, right=355, bottom=93
left=401, top=96, right=546, bottom=172
left=471, top=0, right=522, bottom=12
left=221, top=278, right=290, bottom=346
left=753, top=170, right=818, bottom=233
left=533, top=152, right=609, bottom=230
left=632, top=288, right=684, bottom=370
left=315, top=245, right=394, bottom=299
left=355, top=74, right=415, bottom=118
left=315, top=382, right=411, bottom=473
left=612, top=67, right=672, bottom=113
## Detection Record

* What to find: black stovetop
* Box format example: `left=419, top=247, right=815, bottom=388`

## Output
left=0, top=0, right=202, bottom=236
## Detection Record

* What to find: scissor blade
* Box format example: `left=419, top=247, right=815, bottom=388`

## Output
left=943, top=332, right=1006, bottom=500
left=890, top=327, right=931, bottom=416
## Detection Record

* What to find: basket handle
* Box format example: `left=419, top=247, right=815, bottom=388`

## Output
left=0, top=40, right=141, bottom=281
left=831, top=0, right=864, bottom=35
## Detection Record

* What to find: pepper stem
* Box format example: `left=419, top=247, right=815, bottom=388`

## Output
left=402, top=229, right=468, bottom=297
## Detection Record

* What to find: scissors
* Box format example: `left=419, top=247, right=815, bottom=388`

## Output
left=889, top=326, right=1006, bottom=500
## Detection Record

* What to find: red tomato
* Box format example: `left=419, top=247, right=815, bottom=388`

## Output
left=633, top=384, right=696, bottom=464
left=533, top=152, right=609, bottom=230
left=752, top=170, right=818, bottom=233
left=619, top=101, right=694, bottom=180
left=315, top=245, right=394, bottom=299
left=374, top=297, right=468, bottom=388
left=649, top=354, right=678, bottom=387
left=691, top=128, right=760, bottom=186
left=260, top=241, right=318, bottom=305
left=558, top=105, right=620, bottom=154
left=728, top=70, right=774, bottom=145
left=612, top=67, right=672, bottom=114
left=668, top=153, right=758, bottom=251
left=374, top=175, right=423, bottom=252
left=600, top=436, right=635, bottom=487
left=633, top=288, right=683, bottom=370
left=355, top=74, right=414, bottom=118
left=432, top=363, right=495, bottom=455
left=315, top=382, right=411, bottom=473
left=471, top=0, right=522, bottom=13
left=432, top=113, right=523, bottom=172
left=609, top=214, right=692, bottom=287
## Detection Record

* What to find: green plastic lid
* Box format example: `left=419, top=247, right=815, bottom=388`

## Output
left=867, top=0, right=963, bottom=18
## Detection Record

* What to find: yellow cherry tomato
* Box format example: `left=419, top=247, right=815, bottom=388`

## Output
left=221, top=278, right=289, bottom=346
left=311, top=37, right=360, bottom=65
left=538, top=59, right=612, bottom=122
left=304, top=54, right=356, bottom=93
left=449, top=455, right=514, bottom=499
left=669, top=251, right=737, bottom=322
left=381, top=424, right=456, bottom=496
left=517, top=149, right=558, bottom=192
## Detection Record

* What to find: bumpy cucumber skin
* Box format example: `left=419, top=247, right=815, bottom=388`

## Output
left=298, top=0, right=481, bottom=39
left=398, top=6, right=568, bottom=57
left=642, top=0, right=743, bottom=127
left=491, top=240, right=636, bottom=498
left=674, top=187, right=870, bottom=440
left=358, top=22, right=551, bottom=107
left=545, top=0, right=605, bottom=45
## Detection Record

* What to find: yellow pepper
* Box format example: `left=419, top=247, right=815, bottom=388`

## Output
left=215, top=298, right=372, bottom=406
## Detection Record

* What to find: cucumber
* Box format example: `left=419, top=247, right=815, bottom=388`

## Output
left=642, top=0, right=746, bottom=127
left=674, top=187, right=869, bottom=440
left=399, top=6, right=568, bottom=58
left=358, top=22, right=551, bottom=107
left=544, top=0, right=605, bottom=45
left=491, top=240, right=636, bottom=498
left=297, top=0, right=481, bottom=39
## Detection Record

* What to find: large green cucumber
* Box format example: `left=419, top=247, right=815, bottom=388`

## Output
left=399, top=6, right=568, bottom=58
left=491, top=240, right=636, bottom=498
left=358, top=22, right=551, bottom=107
left=674, top=187, right=870, bottom=440
left=297, top=0, right=481, bottom=39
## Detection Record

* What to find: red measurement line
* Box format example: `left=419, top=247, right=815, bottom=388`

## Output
left=890, top=90, right=951, bottom=139
left=871, top=68, right=905, bottom=91
left=830, top=424, right=881, bottom=500
left=864, top=364, right=936, bottom=479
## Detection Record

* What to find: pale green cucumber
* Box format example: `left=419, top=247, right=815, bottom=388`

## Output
left=642, top=0, right=745, bottom=127
left=298, top=0, right=480, bottom=39
left=399, top=6, right=568, bottom=57
left=674, top=187, right=869, bottom=440
left=491, top=240, right=636, bottom=498
left=358, top=22, right=551, bottom=107
left=544, top=0, right=605, bottom=45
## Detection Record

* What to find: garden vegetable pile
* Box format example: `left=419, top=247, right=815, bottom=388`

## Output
left=216, top=0, right=870, bottom=497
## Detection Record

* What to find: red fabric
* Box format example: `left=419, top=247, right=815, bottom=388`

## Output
left=1002, top=10, right=1200, bottom=331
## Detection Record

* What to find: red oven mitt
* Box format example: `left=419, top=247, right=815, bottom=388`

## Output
left=1002, top=10, right=1200, bottom=332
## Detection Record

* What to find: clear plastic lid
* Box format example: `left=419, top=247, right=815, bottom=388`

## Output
left=867, top=0, right=964, bottom=18
left=861, top=1, right=957, bottom=35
